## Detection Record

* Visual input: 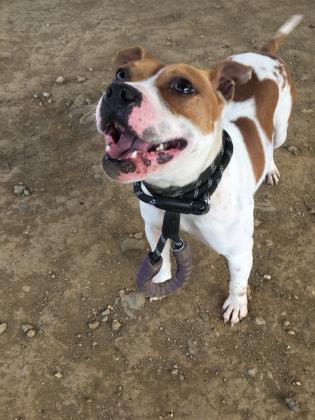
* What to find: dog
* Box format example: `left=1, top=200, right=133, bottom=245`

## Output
left=96, top=15, right=302, bottom=325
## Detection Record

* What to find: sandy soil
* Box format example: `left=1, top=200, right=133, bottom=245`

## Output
left=0, top=0, right=314, bottom=419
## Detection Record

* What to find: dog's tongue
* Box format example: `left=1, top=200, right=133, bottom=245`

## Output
left=106, top=133, right=152, bottom=159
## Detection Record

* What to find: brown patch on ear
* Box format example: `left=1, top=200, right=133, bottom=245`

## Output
left=233, top=117, right=265, bottom=182
left=114, top=46, right=146, bottom=67
left=210, top=61, right=252, bottom=101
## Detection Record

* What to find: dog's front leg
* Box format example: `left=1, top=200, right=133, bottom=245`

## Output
left=144, top=223, right=172, bottom=284
left=222, top=242, right=253, bottom=325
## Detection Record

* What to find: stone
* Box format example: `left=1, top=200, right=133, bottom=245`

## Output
left=187, top=338, right=198, bottom=356
left=56, top=76, right=65, bottom=84
left=42, top=92, right=51, bottom=98
left=286, top=145, right=298, bottom=155
left=54, top=371, right=63, bottom=379
left=255, top=317, right=266, bottom=326
left=26, top=329, right=36, bottom=338
left=287, top=330, right=296, bottom=335
left=88, top=321, right=100, bottom=330
left=263, top=274, right=271, bottom=280
left=101, top=308, right=111, bottom=316
left=125, top=291, right=145, bottom=310
left=77, top=76, right=87, bottom=82
left=285, top=398, right=299, bottom=411
left=13, top=185, right=26, bottom=195
left=283, top=320, right=290, bottom=328
left=0, top=322, right=7, bottom=335
left=112, top=320, right=122, bottom=331
left=199, top=312, right=210, bottom=322
left=121, top=238, right=146, bottom=253
left=133, top=232, right=144, bottom=239
left=245, top=367, right=257, bottom=378
left=22, top=323, right=34, bottom=333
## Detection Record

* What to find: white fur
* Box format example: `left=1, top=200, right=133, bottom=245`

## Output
left=277, top=15, right=303, bottom=36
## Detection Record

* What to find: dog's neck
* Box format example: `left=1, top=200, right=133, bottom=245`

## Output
left=144, top=125, right=224, bottom=189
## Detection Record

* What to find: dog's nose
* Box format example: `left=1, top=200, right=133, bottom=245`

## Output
left=104, top=82, right=141, bottom=107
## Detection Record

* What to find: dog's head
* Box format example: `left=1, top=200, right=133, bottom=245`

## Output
left=96, top=47, right=251, bottom=187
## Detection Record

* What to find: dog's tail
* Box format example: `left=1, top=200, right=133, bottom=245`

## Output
left=261, top=15, right=303, bottom=55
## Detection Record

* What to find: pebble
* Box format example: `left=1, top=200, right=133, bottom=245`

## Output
left=285, top=397, right=299, bottom=411
left=88, top=67, right=94, bottom=72
left=263, top=274, right=271, bottom=280
left=13, top=185, right=28, bottom=195
left=283, top=320, right=290, bottom=328
left=121, top=237, right=146, bottom=253
left=287, top=330, right=296, bottom=336
left=56, top=76, right=65, bottom=84
left=125, top=291, right=145, bottom=310
left=254, top=219, right=262, bottom=227
left=42, top=92, right=51, bottom=98
left=255, top=317, right=266, bottom=326
left=187, top=338, right=198, bottom=356
left=101, top=308, right=111, bottom=316
left=245, top=367, right=257, bottom=378
left=54, top=371, right=63, bottom=379
left=88, top=321, right=100, bottom=330
left=77, top=76, right=87, bottom=82
left=0, top=322, right=7, bottom=335
left=286, top=145, right=298, bottom=155
left=199, top=312, right=210, bottom=322
left=22, top=324, right=36, bottom=337
left=112, top=320, right=122, bottom=331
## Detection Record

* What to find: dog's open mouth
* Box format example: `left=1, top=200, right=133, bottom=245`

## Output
left=104, top=121, right=187, bottom=164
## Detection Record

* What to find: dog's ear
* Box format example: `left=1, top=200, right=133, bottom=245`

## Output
left=114, top=46, right=148, bottom=67
left=209, top=61, right=252, bottom=101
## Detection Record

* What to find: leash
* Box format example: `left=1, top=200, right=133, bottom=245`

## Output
left=133, top=130, right=233, bottom=298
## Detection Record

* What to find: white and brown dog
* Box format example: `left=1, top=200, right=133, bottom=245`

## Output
left=96, top=16, right=302, bottom=324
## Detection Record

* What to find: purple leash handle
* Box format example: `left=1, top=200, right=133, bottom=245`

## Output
left=136, top=242, right=192, bottom=298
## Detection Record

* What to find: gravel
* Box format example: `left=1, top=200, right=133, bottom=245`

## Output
left=88, top=321, right=100, bottom=330
left=112, top=320, right=122, bottom=331
left=255, top=317, right=266, bottom=326
left=285, top=397, right=299, bottom=411
left=286, top=145, right=298, bottom=155
left=13, top=185, right=30, bottom=196
left=199, top=312, right=210, bottom=322
left=56, top=76, right=65, bottom=84
left=22, top=324, right=36, bottom=337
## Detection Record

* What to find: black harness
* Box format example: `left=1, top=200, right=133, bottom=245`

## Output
left=133, top=130, right=233, bottom=264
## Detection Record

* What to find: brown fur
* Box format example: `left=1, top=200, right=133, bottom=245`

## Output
left=156, top=64, right=222, bottom=133
left=233, top=71, right=279, bottom=141
left=233, top=117, right=265, bottom=181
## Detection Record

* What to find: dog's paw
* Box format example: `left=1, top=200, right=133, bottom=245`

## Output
left=266, top=163, right=280, bottom=185
left=222, top=294, right=248, bottom=325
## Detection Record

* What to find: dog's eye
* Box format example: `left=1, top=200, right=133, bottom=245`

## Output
left=115, top=68, right=127, bottom=81
left=171, top=78, right=196, bottom=95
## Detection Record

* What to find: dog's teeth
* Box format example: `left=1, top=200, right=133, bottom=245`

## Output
left=156, top=144, right=165, bottom=152
left=106, top=145, right=110, bottom=152
left=131, top=151, right=137, bottom=158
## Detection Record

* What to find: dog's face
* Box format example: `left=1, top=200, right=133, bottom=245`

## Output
left=96, top=47, right=251, bottom=187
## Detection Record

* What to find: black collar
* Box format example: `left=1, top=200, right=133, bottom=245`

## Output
left=134, top=130, right=233, bottom=217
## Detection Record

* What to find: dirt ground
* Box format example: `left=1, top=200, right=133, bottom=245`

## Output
left=0, top=0, right=314, bottom=419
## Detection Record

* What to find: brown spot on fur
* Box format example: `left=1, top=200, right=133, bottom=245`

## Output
left=233, top=117, right=265, bottom=182
left=156, top=64, right=222, bottom=133
left=233, top=72, right=279, bottom=141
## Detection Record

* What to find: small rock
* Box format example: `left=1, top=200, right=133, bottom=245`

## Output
left=287, top=330, right=296, bottom=335
left=77, top=76, right=87, bottom=83
left=101, top=308, right=111, bottom=316
left=88, top=67, right=94, bottom=72
left=26, top=329, right=36, bottom=338
left=255, top=317, right=266, bottom=326
left=54, top=371, right=63, bottom=379
left=13, top=185, right=26, bottom=195
left=112, top=320, right=122, bottom=331
left=102, top=315, right=109, bottom=323
left=121, top=238, right=146, bottom=253
left=22, top=323, right=34, bottom=333
left=0, top=322, right=7, bottom=335
left=245, top=367, right=257, bottom=378
left=283, top=320, right=290, bottom=328
left=199, top=312, right=210, bottom=322
left=187, top=338, right=198, bottom=356
left=171, top=368, right=178, bottom=375
left=88, top=321, right=100, bottom=330
left=23, top=189, right=30, bottom=196
left=263, top=274, right=271, bottom=280
left=56, top=76, right=65, bottom=84
left=132, top=232, right=144, bottom=239
left=285, top=397, right=299, bottom=411
left=125, top=291, right=145, bottom=310
left=42, top=92, right=51, bottom=98
left=301, top=108, right=313, bottom=113
left=286, top=145, right=298, bottom=155
left=254, top=219, right=262, bottom=227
